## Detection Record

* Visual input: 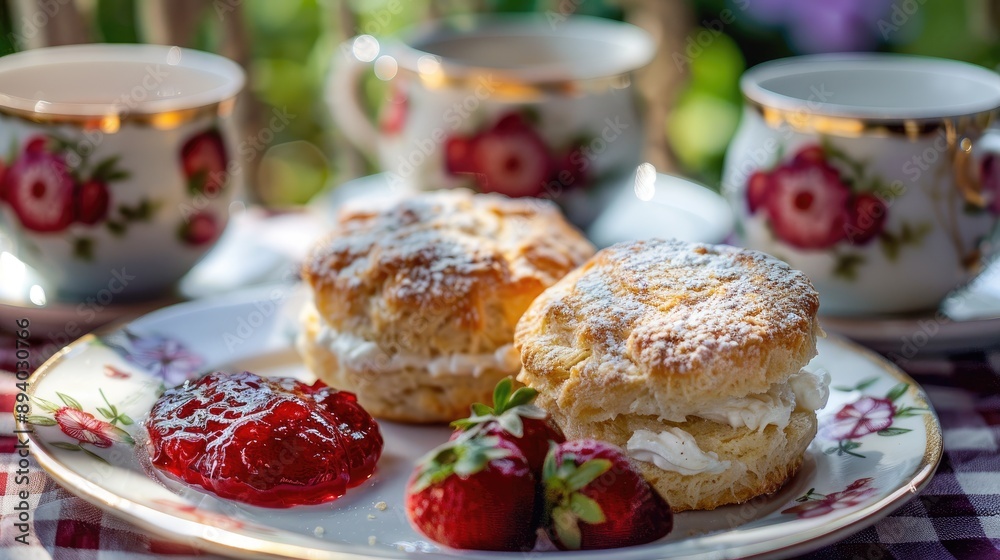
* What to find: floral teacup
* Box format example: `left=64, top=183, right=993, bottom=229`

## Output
left=723, top=54, right=1000, bottom=316
left=329, top=14, right=654, bottom=226
left=0, top=44, right=244, bottom=301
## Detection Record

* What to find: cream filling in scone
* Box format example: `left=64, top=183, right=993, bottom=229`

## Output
left=312, top=312, right=522, bottom=378
left=626, top=369, right=830, bottom=475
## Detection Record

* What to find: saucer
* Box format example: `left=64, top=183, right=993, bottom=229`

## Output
left=0, top=207, right=317, bottom=337
left=821, top=259, right=1000, bottom=355
left=586, top=170, right=734, bottom=247
left=310, top=172, right=736, bottom=248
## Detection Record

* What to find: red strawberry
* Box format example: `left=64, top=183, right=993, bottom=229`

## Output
left=746, top=170, right=772, bottom=214
left=444, top=136, right=476, bottom=174
left=180, top=129, right=228, bottom=196
left=451, top=378, right=565, bottom=472
left=764, top=163, right=851, bottom=250
left=543, top=439, right=672, bottom=550
left=406, top=436, right=538, bottom=551
left=846, top=193, right=887, bottom=245
left=74, top=179, right=110, bottom=225
left=3, top=149, right=75, bottom=233
left=178, top=211, right=220, bottom=246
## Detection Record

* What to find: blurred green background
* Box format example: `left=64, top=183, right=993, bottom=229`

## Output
left=0, top=0, right=997, bottom=205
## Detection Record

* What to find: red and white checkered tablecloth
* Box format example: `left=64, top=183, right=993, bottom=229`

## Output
left=2, top=331, right=1000, bottom=560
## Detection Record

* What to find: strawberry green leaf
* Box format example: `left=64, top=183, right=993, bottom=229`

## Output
left=886, top=383, right=909, bottom=403
left=505, top=386, right=538, bottom=410
left=25, top=416, right=57, bottom=426
left=471, top=403, right=493, bottom=417
left=570, top=492, right=605, bottom=525
left=497, top=412, right=524, bottom=438
left=552, top=505, right=582, bottom=550
left=56, top=392, right=82, bottom=410
left=117, top=413, right=134, bottom=426
left=565, top=459, right=612, bottom=492
left=493, top=378, right=513, bottom=412
left=542, top=444, right=558, bottom=482
left=412, top=437, right=509, bottom=492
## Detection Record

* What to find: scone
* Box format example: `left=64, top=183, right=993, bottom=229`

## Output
left=514, top=239, right=829, bottom=511
left=299, top=190, right=595, bottom=423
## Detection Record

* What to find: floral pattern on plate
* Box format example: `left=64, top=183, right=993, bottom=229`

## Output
left=26, top=390, right=134, bottom=463
left=100, top=330, right=204, bottom=387
left=821, top=377, right=929, bottom=459
left=782, top=478, right=877, bottom=519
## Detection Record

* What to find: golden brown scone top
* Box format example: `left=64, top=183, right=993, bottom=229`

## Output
left=515, top=239, right=821, bottom=422
left=303, top=190, right=595, bottom=355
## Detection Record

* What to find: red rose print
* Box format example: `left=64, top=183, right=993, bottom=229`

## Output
left=846, top=193, right=887, bottom=245
left=746, top=171, right=772, bottom=214
left=445, top=137, right=476, bottom=175
left=764, top=162, right=851, bottom=249
left=470, top=127, right=552, bottom=197
left=791, top=145, right=825, bottom=167
left=74, top=179, right=111, bottom=225
left=444, top=111, right=587, bottom=199
left=181, top=129, right=228, bottom=196
left=3, top=147, right=76, bottom=233
left=981, top=153, right=1000, bottom=215
left=0, top=159, right=7, bottom=201
left=379, top=87, right=408, bottom=135
left=54, top=407, right=130, bottom=448
left=24, top=136, right=49, bottom=155
left=179, top=211, right=220, bottom=246
left=822, top=396, right=895, bottom=441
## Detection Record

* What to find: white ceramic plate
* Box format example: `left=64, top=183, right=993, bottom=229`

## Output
left=21, top=286, right=941, bottom=560
left=821, top=258, right=1000, bottom=354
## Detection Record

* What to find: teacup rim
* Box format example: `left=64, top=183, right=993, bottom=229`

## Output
left=741, top=53, right=1000, bottom=121
left=0, top=43, right=246, bottom=117
left=383, top=13, right=656, bottom=84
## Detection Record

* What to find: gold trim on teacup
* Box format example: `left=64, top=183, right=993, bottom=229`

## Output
left=746, top=98, right=997, bottom=140
left=403, top=67, right=632, bottom=98
left=0, top=97, right=236, bottom=130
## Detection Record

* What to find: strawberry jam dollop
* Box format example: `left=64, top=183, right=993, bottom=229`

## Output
left=145, top=371, right=383, bottom=508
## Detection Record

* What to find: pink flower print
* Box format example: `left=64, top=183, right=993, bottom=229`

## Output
left=2, top=141, right=75, bottom=233
left=981, top=154, right=1000, bottom=215
left=54, top=407, right=132, bottom=448
left=822, top=397, right=896, bottom=441
left=782, top=478, right=876, bottom=519
left=178, top=211, right=220, bottom=247
left=763, top=159, right=851, bottom=249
